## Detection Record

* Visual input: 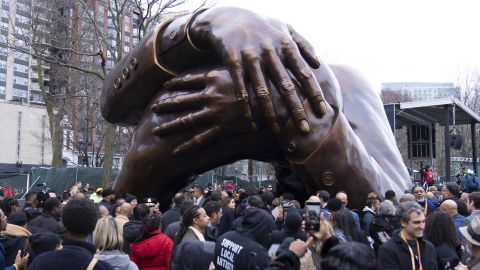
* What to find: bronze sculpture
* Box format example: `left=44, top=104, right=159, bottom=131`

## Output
left=102, top=7, right=410, bottom=209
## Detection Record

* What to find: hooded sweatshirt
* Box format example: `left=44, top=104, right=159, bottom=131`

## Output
left=214, top=208, right=274, bottom=270
left=0, top=224, right=31, bottom=265
left=95, top=250, right=138, bottom=270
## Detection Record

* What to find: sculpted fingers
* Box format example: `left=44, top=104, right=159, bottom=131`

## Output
left=172, top=126, right=221, bottom=155
left=152, top=109, right=216, bottom=136
left=243, top=48, right=280, bottom=133
left=151, top=92, right=208, bottom=113
left=264, top=45, right=310, bottom=134
left=163, top=72, right=206, bottom=90
left=287, top=24, right=320, bottom=69
left=284, top=44, right=327, bottom=116
left=226, top=50, right=257, bottom=131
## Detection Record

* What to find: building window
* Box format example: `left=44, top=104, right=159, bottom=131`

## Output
left=13, top=76, right=28, bottom=86
left=13, top=88, right=27, bottom=97
left=14, top=63, right=28, bottom=73
left=15, top=14, right=29, bottom=24
left=0, top=47, right=7, bottom=55
left=0, top=59, right=5, bottom=68
left=2, top=0, right=9, bottom=6
left=0, top=85, right=5, bottom=94
left=0, top=73, right=5, bottom=81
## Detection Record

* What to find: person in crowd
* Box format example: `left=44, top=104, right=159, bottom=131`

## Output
left=173, top=205, right=209, bottom=246
left=126, top=194, right=138, bottom=208
left=170, top=240, right=216, bottom=270
left=214, top=208, right=274, bottom=269
left=385, top=190, right=398, bottom=206
left=423, top=165, right=434, bottom=187
left=317, top=190, right=330, bottom=210
left=412, top=185, right=436, bottom=215
left=326, top=198, right=343, bottom=213
left=192, top=185, right=207, bottom=207
left=123, top=204, right=150, bottom=254
left=457, top=216, right=480, bottom=270
left=28, top=232, right=62, bottom=263
left=130, top=213, right=172, bottom=270
left=99, top=188, right=116, bottom=215
left=441, top=182, right=469, bottom=216
left=261, top=191, right=275, bottom=210
left=83, top=183, right=91, bottom=194
left=335, top=192, right=361, bottom=230
left=0, top=212, right=30, bottom=265
left=70, top=181, right=82, bottom=197
left=90, top=188, right=103, bottom=203
left=320, top=242, right=376, bottom=270
left=28, top=197, right=63, bottom=235
left=114, top=203, right=132, bottom=235
left=369, top=201, right=401, bottom=253
left=466, top=192, right=480, bottom=225
left=0, top=209, right=29, bottom=270
left=308, top=215, right=341, bottom=264
left=161, top=193, right=185, bottom=232
left=226, top=197, right=236, bottom=210
left=377, top=201, right=437, bottom=270
left=271, top=208, right=307, bottom=245
left=425, top=191, right=439, bottom=206
left=440, top=199, right=465, bottom=241
left=28, top=198, right=114, bottom=270
left=231, top=195, right=265, bottom=231
left=331, top=209, right=368, bottom=244
left=362, top=192, right=380, bottom=233
left=210, top=190, right=234, bottom=236
left=461, top=192, right=470, bottom=205
left=98, top=205, right=110, bottom=218
left=424, top=211, right=462, bottom=269
left=203, top=201, right=223, bottom=242
left=399, top=193, right=416, bottom=203
left=23, top=191, right=41, bottom=222
left=164, top=203, right=192, bottom=241
left=1, top=198, right=20, bottom=217
left=271, top=197, right=282, bottom=219
left=62, top=191, right=72, bottom=206
left=93, top=216, right=138, bottom=270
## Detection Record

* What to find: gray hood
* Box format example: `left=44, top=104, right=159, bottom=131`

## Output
left=95, top=250, right=139, bottom=270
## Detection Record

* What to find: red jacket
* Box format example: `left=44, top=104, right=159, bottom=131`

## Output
left=129, top=230, right=173, bottom=270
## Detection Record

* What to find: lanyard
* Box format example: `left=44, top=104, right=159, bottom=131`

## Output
left=400, top=231, right=423, bottom=270
left=423, top=201, right=428, bottom=215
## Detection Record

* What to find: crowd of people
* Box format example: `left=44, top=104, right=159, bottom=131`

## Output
left=0, top=180, right=480, bottom=269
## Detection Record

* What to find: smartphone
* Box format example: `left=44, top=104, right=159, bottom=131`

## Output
left=305, top=202, right=321, bottom=231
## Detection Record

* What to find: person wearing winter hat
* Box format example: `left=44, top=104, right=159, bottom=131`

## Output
left=99, top=188, right=116, bottom=215
left=28, top=233, right=62, bottom=262
left=214, top=208, right=274, bottom=270
left=270, top=208, right=307, bottom=245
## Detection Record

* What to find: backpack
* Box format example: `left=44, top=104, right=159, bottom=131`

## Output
left=463, top=173, right=480, bottom=192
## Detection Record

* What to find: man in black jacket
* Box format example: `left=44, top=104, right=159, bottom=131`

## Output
left=214, top=208, right=273, bottom=270
left=28, top=197, right=62, bottom=235
left=377, top=201, right=438, bottom=270
left=161, top=193, right=185, bottom=232
left=28, top=198, right=113, bottom=270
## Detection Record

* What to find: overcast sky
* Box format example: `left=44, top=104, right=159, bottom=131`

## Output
left=179, top=0, right=480, bottom=88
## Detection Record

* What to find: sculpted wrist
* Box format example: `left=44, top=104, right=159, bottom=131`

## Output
left=156, top=10, right=214, bottom=74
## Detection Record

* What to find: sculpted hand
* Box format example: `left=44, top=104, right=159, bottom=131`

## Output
left=190, top=7, right=327, bottom=134
left=151, top=69, right=257, bottom=155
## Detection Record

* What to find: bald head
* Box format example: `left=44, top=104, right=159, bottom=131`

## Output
left=336, top=192, right=348, bottom=209
left=173, top=193, right=185, bottom=205
left=440, top=199, right=458, bottom=216
left=306, top=196, right=321, bottom=203
left=118, top=202, right=133, bottom=217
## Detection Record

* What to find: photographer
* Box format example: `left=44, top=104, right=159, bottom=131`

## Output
left=28, top=197, right=62, bottom=235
